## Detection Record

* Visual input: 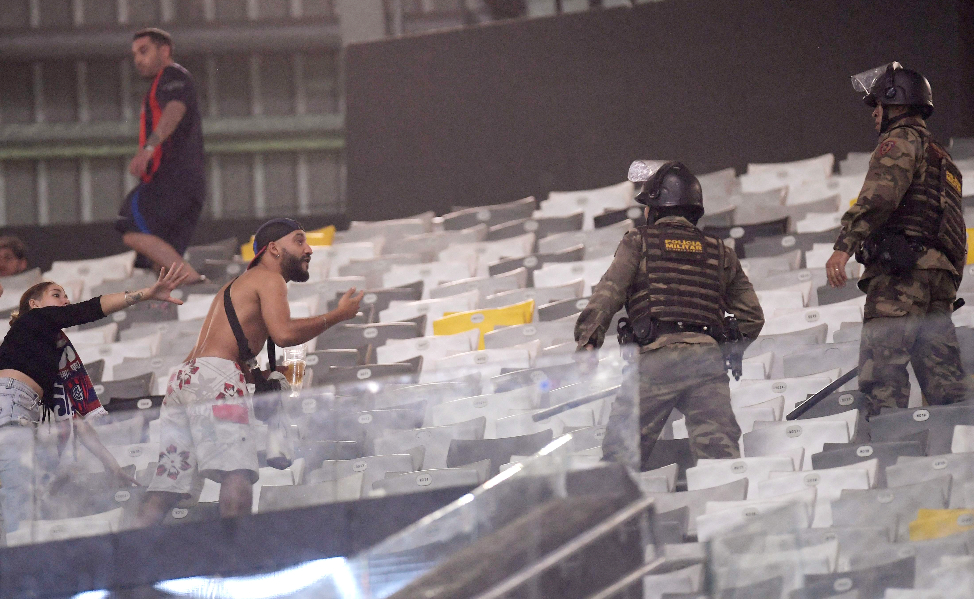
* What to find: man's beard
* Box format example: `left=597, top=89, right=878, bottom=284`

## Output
left=281, top=249, right=310, bottom=283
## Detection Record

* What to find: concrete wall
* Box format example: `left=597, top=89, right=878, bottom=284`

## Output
left=344, top=0, right=974, bottom=221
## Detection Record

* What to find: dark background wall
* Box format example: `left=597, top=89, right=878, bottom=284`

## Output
left=344, top=0, right=974, bottom=221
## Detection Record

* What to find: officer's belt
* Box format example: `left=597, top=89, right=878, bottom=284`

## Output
left=655, top=321, right=720, bottom=338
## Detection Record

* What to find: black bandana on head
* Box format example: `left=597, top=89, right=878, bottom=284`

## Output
left=248, top=218, right=304, bottom=270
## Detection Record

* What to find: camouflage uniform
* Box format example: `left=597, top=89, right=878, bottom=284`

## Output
left=834, top=116, right=967, bottom=415
left=575, top=216, right=764, bottom=468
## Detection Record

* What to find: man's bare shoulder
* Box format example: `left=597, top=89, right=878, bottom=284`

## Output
left=234, top=268, right=286, bottom=293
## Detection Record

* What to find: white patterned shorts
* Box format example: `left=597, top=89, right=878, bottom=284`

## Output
left=147, top=357, right=259, bottom=496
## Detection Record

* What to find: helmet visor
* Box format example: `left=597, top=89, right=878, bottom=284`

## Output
left=628, top=160, right=670, bottom=183
left=850, top=61, right=902, bottom=94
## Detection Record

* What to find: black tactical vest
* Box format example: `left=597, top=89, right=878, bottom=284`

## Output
left=625, top=222, right=724, bottom=329
left=883, top=125, right=966, bottom=274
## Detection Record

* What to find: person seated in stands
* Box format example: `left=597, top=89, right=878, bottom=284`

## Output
left=135, top=218, right=363, bottom=524
left=0, top=266, right=187, bottom=535
left=0, top=236, right=28, bottom=277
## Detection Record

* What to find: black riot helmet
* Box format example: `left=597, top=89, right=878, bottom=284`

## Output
left=629, top=160, right=704, bottom=223
left=853, top=62, right=933, bottom=119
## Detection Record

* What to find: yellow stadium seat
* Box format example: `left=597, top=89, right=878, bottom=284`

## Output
left=433, top=300, right=535, bottom=349
left=967, top=229, right=974, bottom=264
left=908, top=508, right=974, bottom=541
left=307, top=225, right=336, bottom=247
left=241, top=238, right=256, bottom=261
left=240, top=225, right=336, bottom=261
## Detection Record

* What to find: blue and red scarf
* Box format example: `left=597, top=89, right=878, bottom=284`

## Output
left=50, top=332, right=103, bottom=421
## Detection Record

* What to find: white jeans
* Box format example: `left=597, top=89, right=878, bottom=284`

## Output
left=0, top=424, right=35, bottom=535
left=0, top=378, right=40, bottom=536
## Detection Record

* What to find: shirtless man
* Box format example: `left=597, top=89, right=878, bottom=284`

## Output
left=136, top=218, right=363, bottom=523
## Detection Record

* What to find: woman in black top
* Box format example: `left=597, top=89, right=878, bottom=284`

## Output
left=0, top=264, right=187, bottom=535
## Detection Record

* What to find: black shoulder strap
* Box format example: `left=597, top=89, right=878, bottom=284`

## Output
left=223, top=279, right=276, bottom=369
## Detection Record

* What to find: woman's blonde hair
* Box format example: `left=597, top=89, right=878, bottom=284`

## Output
left=9, top=282, right=56, bottom=324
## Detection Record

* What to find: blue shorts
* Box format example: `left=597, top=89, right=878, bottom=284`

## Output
left=115, top=175, right=204, bottom=258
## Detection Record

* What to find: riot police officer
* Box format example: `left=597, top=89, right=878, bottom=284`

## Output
left=826, top=62, right=966, bottom=416
left=575, top=161, right=764, bottom=468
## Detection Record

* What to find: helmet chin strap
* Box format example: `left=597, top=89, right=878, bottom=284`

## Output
left=879, top=109, right=912, bottom=134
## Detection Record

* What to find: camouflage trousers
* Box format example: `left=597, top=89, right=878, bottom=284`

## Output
left=859, top=269, right=967, bottom=416
left=602, top=343, right=741, bottom=470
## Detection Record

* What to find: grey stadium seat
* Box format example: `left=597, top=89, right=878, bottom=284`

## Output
left=832, top=322, right=863, bottom=343
left=486, top=212, right=584, bottom=241
left=715, top=577, right=783, bottom=599
left=288, top=277, right=368, bottom=305
left=870, top=404, right=974, bottom=456
left=85, top=359, right=105, bottom=384
left=97, top=373, right=154, bottom=404
left=371, top=461, right=489, bottom=496
left=371, top=378, right=482, bottom=410
left=781, top=341, right=859, bottom=379
left=743, top=324, right=828, bottom=379
left=846, top=535, right=969, bottom=576
left=830, top=477, right=950, bottom=541
left=86, top=298, right=177, bottom=332
left=487, top=245, right=585, bottom=286
left=592, top=205, right=645, bottom=229
left=38, top=466, right=139, bottom=520
left=696, top=205, right=735, bottom=228
left=315, top=321, right=422, bottom=351
left=162, top=501, right=220, bottom=526
left=257, top=478, right=362, bottom=513
left=483, top=320, right=575, bottom=350
left=337, top=217, right=429, bottom=243
left=490, top=361, right=583, bottom=393
left=653, top=505, right=690, bottom=545
left=816, top=281, right=865, bottom=306
left=326, top=282, right=424, bottom=316
left=183, top=236, right=237, bottom=262
left=299, top=406, right=424, bottom=445
left=734, top=194, right=840, bottom=232
left=794, top=389, right=868, bottom=421
left=799, top=556, right=914, bottom=599
left=480, top=282, right=583, bottom=313
left=395, top=225, right=488, bottom=257
left=428, top=269, right=526, bottom=299
left=537, top=220, right=631, bottom=256
left=643, top=478, right=749, bottom=538
left=322, top=358, right=422, bottom=395
left=840, top=152, right=872, bottom=176
left=373, top=417, right=487, bottom=470
left=703, top=216, right=789, bottom=251
left=645, top=439, right=694, bottom=489
left=113, top=355, right=182, bottom=387
left=798, top=526, right=891, bottom=567
left=886, top=452, right=974, bottom=508
left=305, top=349, right=361, bottom=370
left=337, top=254, right=425, bottom=289
left=295, top=440, right=367, bottom=470
left=446, top=429, right=554, bottom=477
left=742, top=228, right=840, bottom=260
left=440, top=197, right=536, bottom=230
left=742, top=420, right=850, bottom=459
left=307, top=453, right=419, bottom=494
left=196, top=259, right=246, bottom=285
left=537, top=297, right=591, bottom=321
left=104, top=393, right=163, bottom=415
left=89, top=271, right=160, bottom=297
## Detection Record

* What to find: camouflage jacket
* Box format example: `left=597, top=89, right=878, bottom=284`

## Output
left=834, top=116, right=957, bottom=280
left=574, top=216, right=764, bottom=352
